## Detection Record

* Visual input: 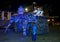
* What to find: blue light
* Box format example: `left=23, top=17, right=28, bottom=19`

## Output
left=32, top=24, right=37, bottom=35
left=17, top=6, right=24, bottom=14
left=6, top=5, right=48, bottom=41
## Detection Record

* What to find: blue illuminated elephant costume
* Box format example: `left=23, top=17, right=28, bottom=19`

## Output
left=5, top=6, right=48, bottom=41
left=5, top=6, right=37, bottom=37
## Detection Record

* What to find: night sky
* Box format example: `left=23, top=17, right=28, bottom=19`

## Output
left=0, top=0, right=59, bottom=16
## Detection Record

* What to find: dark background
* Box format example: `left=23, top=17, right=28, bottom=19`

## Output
left=0, top=0, right=59, bottom=16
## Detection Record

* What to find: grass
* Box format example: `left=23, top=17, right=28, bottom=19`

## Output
left=0, top=25, right=60, bottom=42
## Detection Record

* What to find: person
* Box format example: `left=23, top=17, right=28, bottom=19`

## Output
left=32, top=24, right=37, bottom=41
left=8, top=6, right=27, bottom=36
left=14, top=6, right=25, bottom=33
left=17, top=6, right=27, bottom=36
left=25, top=9, right=37, bottom=41
left=33, top=7, right=44, bottom=17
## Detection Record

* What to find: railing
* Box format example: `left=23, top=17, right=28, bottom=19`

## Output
left=0, top=11, right=17, bottom=20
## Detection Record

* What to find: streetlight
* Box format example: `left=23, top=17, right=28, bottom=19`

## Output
left=25, top=8, right=29, bottom=12
left=52, top=19, right=54, bottom=21
left=47, top=19, right=50, bottom=22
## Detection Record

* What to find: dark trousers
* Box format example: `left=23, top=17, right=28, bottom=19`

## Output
left=32, top=34, right=36, bottom=41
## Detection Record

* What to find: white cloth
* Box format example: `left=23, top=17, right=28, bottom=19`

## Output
left=33, top=10, right=38, bottom=13
left=33, top=10, right=44, bottom=16
left=36, top=10, right=44, bottom=16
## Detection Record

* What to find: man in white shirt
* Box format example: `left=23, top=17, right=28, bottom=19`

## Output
left=33, top=7, right=44, bottom=17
